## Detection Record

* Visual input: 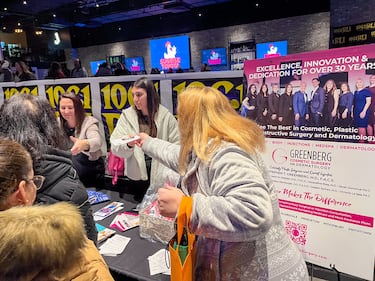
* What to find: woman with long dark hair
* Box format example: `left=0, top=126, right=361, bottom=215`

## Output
left=110, top=77, right=179, bottom=201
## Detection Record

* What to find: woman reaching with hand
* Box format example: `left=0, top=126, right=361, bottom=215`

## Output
left=59, top=91, right=107, bottom=188
left=136, top=86, right=309, bottom=280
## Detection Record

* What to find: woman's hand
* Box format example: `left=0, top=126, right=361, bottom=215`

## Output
left=135, top=132, right=150, bottom=147
left=157, top=185, right=184, bottom=218
left=70, top=136, right=89, bottom=155
left=122, top=134, right=139, bottom=148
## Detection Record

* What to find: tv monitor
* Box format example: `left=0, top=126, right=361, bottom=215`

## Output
left=201, top=47, right=227, bottom=66
left=149, top=35, right=190, bottom=70
left=256, top=40, right=288, bottom=59
left=107, top=55, right=124, bottom=65
left=125, top=56, right=145, bottom=72
left=90, top=60, right=106, bottom=75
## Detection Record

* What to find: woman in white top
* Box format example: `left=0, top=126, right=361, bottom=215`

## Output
left=110, top=77, right=179, bottom=201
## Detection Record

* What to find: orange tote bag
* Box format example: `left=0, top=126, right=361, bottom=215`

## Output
left=169, top=196, right=195, bottom=281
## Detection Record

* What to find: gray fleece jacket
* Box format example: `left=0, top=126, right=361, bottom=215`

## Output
left=142, top=137, right=309, bottom=281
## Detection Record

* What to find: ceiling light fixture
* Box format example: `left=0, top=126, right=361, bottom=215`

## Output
left=54, top=32, right=61, bottom=45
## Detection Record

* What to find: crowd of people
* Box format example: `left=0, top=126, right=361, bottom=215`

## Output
left=0, top=136, right=114, bottom=280
left=0, top=58, right=208, bottom=82
left=0, top=58, right=125, bottom=81
left=241, top=75, right=375, bottom=143
left=0, top=72, right=314, bottom=279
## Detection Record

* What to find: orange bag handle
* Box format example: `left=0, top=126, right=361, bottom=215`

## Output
left=176, top=196, right=193, bottom=250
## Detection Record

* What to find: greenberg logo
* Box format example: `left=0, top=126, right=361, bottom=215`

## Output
left=289, top=149, right=332, bottom=162
left=272, top=148, right=288, bottom=164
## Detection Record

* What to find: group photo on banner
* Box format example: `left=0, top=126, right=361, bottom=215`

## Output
left=243, top=43, right=375, bottom=144
left=243, top=44, right=375, bottom=280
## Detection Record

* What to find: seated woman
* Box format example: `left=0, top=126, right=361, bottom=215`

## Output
left=58, top=91, right=107, bottom=189
left=0, top=137, right=114, bottom=281
left=0, top=94, right=97, bottom=243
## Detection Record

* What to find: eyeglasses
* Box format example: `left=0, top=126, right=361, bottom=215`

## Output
left=24, top=175, right=45, bottom=190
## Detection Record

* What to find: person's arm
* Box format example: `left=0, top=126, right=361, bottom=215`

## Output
left=360, top=96, right=371, bottom=119
left=189, top=147, right=273, bottom=242
left=317, top=88, right=325, bottom=114
left=84, top=118, right=102, bottom=153
left=242, top=97, right=251, bottom=110
left=82, top=67, right=89, bottom=77
left=141, top=137, right=180, bottom=173
left=332, top=90, right=340, bottom=117
left=347, top=93, right=354, bottom=115
left=71, top=117, right=103, bottom=156
left=293, top=93, right=300, bottom=115
left=157, top=185, right=185, bottom=218
left=110, top=109, right=138, bottom=158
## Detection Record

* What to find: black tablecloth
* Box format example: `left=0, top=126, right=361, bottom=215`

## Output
left=91, top=189, right=170, bottom=281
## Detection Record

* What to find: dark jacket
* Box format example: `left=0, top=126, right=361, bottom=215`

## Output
left=35, top=147, right=97, bottom=244
left=310, top=86, right=325, bottom=114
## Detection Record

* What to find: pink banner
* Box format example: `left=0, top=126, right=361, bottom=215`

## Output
left=244, top=44, right=375, bottom=144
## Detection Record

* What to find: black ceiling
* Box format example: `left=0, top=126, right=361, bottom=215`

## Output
left=1, top=0, right=233, bottom=30
left=0, top=0, right=330, bottom=47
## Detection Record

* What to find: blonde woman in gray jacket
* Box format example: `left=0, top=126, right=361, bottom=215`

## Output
left=110, top=77, right=179, bottom=201
left=136, top=86, right=309, bottom=281
left=59, top=91, right=107, bottom=188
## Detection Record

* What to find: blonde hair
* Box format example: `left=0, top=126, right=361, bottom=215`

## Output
left=177, top=86, right=265, bottom=174
left=0, top=202, right=87, bottom=280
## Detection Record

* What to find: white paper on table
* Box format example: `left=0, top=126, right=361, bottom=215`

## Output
left=148, top=249, right=171, bottom=275
left=99, top=234, right=131, bottom=256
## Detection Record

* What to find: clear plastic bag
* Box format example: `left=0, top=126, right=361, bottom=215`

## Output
left=136, top=167, right=180, bottom=211
left=138, top=167, right=180, bottom=244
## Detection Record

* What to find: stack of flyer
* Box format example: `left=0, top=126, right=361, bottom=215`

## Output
left=93, top=201, right=124, bottom=221
left=87, top=190, right=110, bottom=205
left=110, top=212, right=140, bottom=232
left=96, top=223, right=116, bottom=243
